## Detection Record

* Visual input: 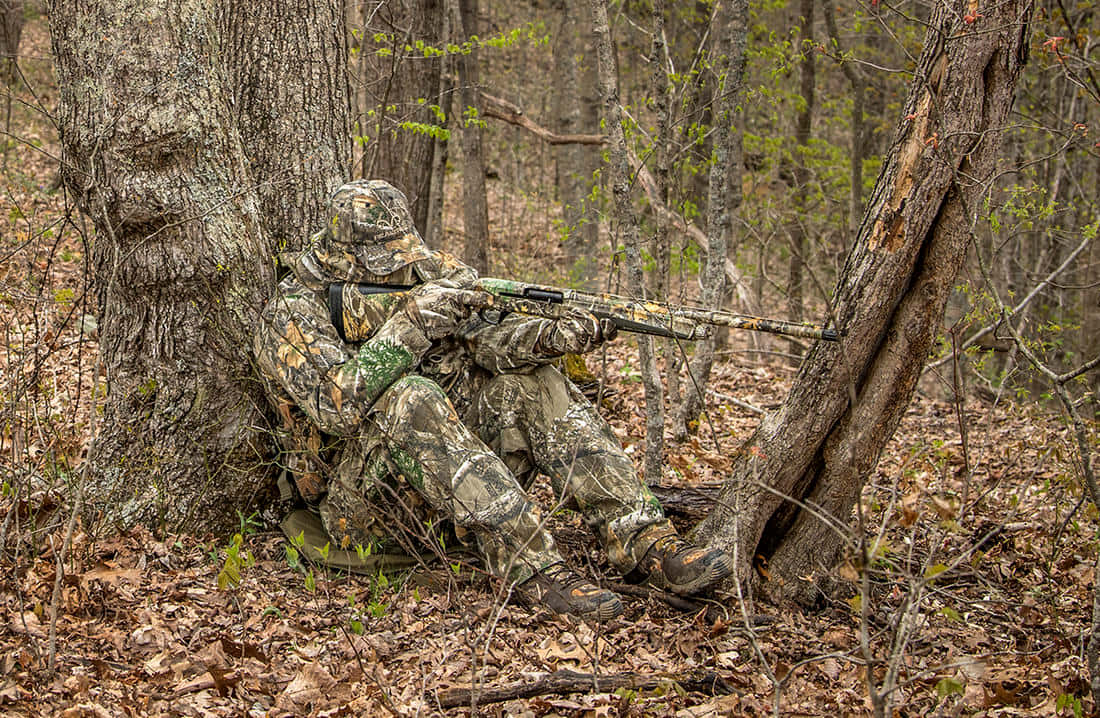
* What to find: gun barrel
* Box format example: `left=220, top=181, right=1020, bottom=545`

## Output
left=668, top=307, right=839, bottom=342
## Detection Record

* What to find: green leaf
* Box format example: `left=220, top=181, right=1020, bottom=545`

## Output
left=924, top=563, right=949, bottom=580
left=934, top=677, right=964, bottom=699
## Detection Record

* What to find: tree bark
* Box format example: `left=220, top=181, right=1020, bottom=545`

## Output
left=644, top=0, right=671, bottom=481
left=0, top=0, right=21, bottom=82
left=1, top=0, right=21, bottom=171
left=360, top=0, right=445, bottom=233
left=590, top=0, right=663, bottom=485
left=218, top=1, right=350, bottom=253
left=694, top=0, right=1034, bottom=605
left=50, top=0, right=349, bottom=532
left=453, top=0, right=489, bottom=273
left=552, top=0, right=601, bottom=287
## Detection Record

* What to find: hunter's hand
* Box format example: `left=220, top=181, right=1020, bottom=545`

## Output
left=404, top=283, right=480, bottom=340
left=546, top=308, right=618, bottom=354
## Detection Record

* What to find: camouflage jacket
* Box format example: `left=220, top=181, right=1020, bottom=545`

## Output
left=253, top=246, right=569, bottom=502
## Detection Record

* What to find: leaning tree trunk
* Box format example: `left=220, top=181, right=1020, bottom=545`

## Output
left=50, top=0, right=349, bottom=533
left=695, top=0, right=1033, bottom=605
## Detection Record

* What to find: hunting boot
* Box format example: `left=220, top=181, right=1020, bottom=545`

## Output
left=627, top=527, right=734, bottom=596
left=519, top=562, right=624, bottom=621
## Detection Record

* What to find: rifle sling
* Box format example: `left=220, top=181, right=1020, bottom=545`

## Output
left=327, top=283, right=348, bottom=344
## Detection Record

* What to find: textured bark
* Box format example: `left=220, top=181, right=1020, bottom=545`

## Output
left=694, top=0, right=1033, bottom=605
left=453, top=0, right=489, bottom=273
left=643, top=0, right=671, bottom=482
left=1, top=0, right=20, bottom=171
left=218, top=1, right=350, bottom=253
left=552, top=0, right=600, bottom=286
left=360, top=0, right=445, bottom=233
left=0, top=0, right=21, bottom=82
left=50, top=0, right=349, bottom=532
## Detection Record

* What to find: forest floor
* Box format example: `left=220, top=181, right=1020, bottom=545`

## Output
left=3, top=14, right=1099, bottom=718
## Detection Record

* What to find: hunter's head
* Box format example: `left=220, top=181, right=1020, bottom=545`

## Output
left=312, top=179, right=431, bottom=278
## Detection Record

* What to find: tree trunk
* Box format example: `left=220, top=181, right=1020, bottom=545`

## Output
left=552, top=0, right=600, bottom=287
left=0, top=0, right=21, bottom=82
left=675, top=0, right=747, bottom=436
left=785, top=0, right=814, bottom=366
left=49, top=0, right=349, bottom=533
left=694, top=0, right=1034, bottom=605
left=360, top=0, right=445, bottom=233
left=453, top=0, right=489, bottom=273
left=218, top=2, right=350, bottom=253
left=643, top=0, right=671, bottom=481
left=590, top=0, right=663, bottom=484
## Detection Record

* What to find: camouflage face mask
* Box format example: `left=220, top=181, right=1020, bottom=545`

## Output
left=314, top=179, right=433, bottom=277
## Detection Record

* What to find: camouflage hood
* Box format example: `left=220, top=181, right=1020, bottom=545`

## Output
left=287, top=180, right=433, bottom=287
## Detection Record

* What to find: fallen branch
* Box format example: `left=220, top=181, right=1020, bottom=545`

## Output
left=608, top=581, right=706, bottom=613
left=648, top=482, right=722, bottom=521
left=434, top=668, right=738, bottom=709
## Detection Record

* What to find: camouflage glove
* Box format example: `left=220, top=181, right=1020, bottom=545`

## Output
left=403, top=283, right=480, bottom=340
left=545, top=308, right=618, bottom=355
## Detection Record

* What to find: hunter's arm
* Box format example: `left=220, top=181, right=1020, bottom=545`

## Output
left=254, top=279, right=431, bottom=435
left=459, top=314, right=568, bottom=372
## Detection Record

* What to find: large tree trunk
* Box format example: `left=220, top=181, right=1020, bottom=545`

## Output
left=360, top=0, right=445, bottom=234
left=218, top=2, right=350, bottom=252
left=695, top=0, right=1033, bottom=605
left=49, top=0, right=349, bottom=533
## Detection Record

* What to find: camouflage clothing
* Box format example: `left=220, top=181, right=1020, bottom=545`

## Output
left=253, top=181, right=673, bottom=584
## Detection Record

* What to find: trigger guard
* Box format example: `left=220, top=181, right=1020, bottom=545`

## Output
left=479, top=308, right=506, bottom=325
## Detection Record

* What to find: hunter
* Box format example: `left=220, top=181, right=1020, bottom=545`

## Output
left=253, top=179, right=732, bottom=621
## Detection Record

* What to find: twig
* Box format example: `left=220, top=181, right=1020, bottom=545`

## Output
left=607, top=581, right=705, bottom=613
left=706, top=388, right=766, bottom=415
left=434, top=668, right=738, bottom=709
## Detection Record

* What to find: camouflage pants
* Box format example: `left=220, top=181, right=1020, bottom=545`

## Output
left=319, top=366, right=671, bottom=584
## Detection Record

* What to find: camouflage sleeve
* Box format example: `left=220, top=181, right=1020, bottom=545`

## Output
left=254, top=283, right=431, bottom=436
left=459, top=313, right=564, bottom=373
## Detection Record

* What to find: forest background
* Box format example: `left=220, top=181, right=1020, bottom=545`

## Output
left=1, top=0, right=1099, bottom=714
